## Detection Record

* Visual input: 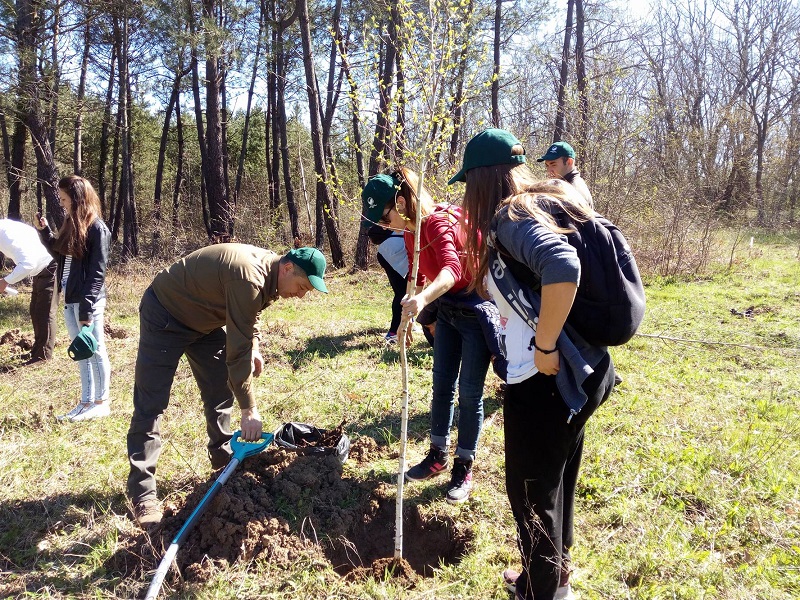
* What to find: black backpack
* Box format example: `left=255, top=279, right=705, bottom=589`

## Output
left=494, top=213, right=645, bottom=346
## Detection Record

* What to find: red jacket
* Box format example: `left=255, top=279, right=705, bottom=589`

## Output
left=404, top=205, right=473, bottom=294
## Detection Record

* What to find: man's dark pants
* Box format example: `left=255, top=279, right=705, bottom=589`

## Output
left=30, top=260, right=57, bottom=361
left=126, top=287, right=235, bottom=503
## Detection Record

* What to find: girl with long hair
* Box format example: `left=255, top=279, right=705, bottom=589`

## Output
left=37, top=175, right=112, bottom=422
left=360, top=166, right=495, bottom=504
left=454, top=129, right=616, bottom=600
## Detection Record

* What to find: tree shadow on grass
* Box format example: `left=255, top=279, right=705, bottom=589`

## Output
left=0, top=489, right=128, bottom=597
left=352, top=375, right=504, bottom=455
left=286, top=327, right=433, bottom=369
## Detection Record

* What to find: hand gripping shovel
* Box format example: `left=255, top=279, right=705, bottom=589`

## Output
left=144, top=430, right=273, bottom=600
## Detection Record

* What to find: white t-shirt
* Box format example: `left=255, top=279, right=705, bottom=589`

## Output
left=487, top=274, right=539, bottom=384
left=0, top=219, right=53, bottom=285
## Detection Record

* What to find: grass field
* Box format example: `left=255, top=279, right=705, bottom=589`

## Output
left=0, top=233, right=798, bottom=599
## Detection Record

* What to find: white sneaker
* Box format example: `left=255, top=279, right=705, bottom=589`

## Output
left=58, top=402, right=91, bottom=421
left=555, top=583, right=576, bottom=600
left=70, top=401, right=110, bottom=422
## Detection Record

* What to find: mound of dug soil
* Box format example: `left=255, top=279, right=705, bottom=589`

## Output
left=0, top=329, right=33, bottom=352
left=107, top=437, right=472, bottom=593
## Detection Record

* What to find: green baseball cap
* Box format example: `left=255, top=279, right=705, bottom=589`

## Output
left=448, top=129, right=527, bottom=184
left=68, top=323, right=98, bottom=361
left=287, top=247, right=328, bottom=293
left=360, top=173, right=400, bottom=229
left=537, top=141, right=575, bottom=162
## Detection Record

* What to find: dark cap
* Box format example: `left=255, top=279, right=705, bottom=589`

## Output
left=537, top=141, right=576, bottom=162
left=360, top=174, right=400, bottom=229
left=287, top=247, right=328, bottom=293
left=448, top=129, right=527, bottom=184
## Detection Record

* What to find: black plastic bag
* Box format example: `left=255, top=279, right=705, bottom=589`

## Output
left=273, top=422, right=350, bottom=464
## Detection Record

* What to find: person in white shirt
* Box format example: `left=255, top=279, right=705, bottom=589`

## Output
left=0, top=218, right=58, bottom=364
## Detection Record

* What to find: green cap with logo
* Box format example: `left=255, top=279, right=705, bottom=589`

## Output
left=360, top=173, right=400, bottom=229
left=537, top=141, right=576, bottom=162
left=68, top=323, right=98, bottom=361
left=287, top=247, right=328, bottom=293
left=448, top=129, right=527, bottom=184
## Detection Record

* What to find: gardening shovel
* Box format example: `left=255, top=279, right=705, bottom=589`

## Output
left=144, top=430, right=274, bottom=600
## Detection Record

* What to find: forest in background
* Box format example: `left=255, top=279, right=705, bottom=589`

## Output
left=0, top=0, right=798, bottom=274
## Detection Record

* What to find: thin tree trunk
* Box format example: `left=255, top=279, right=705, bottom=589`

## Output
left=235, top=0, right=265, bottom=211
left=221, top=65, right=233, bottom=236
left=338, top=30, right=369, bottom=270
left=554, top=0, right=575, bottom=141
left=189, top=0, right=211, bottom=239
left=122, top=44, right=139, bottom=260
left=575, top=0, right=587, bottom=160
left=109, top=103, right=122, bottom=238
left=448, top=0, right=475, bottom=167
left=73, top=21, right=91, bottom=175
left=491, top=0, right=502, bottom=127
left=154, top=73, right=182, bottom=233
left=117, top=13, right=132, bottom=255
left=268, top=26, right=281, bottom=212
left=276, top=34, right=300, bottom=240
left=47, top=4, right=60, bottom=158
left=0, top=110, right=13, bottom=219
left=395, top=42, right=406, bottom=161
left=202, top=0, right=230, bottom=242
left=298, top=0, right=344, bottom=267
left=1, top=109, right=26, bottom=220
left=368, top=6, right=399, bottom=175
left=172, top=98, right=185, bottom=229
left=98, top=45, right=117, bottom=215
left=321, top=0, right=345, bottom=219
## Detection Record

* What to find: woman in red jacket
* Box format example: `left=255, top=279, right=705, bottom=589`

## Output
left=361, top=167, right=492, bottom=504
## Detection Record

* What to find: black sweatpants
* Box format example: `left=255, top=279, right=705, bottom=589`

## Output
left=377, top=252, right=407, bottom=335
left=504, top=353, right=615, bottom=600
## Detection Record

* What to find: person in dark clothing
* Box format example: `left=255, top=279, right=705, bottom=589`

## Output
left=454, top=129, right=615, bottom=600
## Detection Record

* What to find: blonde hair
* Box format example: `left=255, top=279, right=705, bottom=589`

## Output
left=461, top=167, right=594, bottom=295
left=394, top=166, right=435, bottom=224
left=58, top=175, right=103, bottom=259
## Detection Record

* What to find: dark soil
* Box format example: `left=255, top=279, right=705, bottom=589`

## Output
left=297, top=419, right=346, bottom=448
left=106, top=436, right=472, bottom=592
left=0, top=329, right=34, bottom=352
left=103, top=319, right=129, bottom=339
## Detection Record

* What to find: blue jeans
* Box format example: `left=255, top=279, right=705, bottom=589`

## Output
left=429, top=301, right=492, bottom=461
left=64, top=298, right=111, bottom=403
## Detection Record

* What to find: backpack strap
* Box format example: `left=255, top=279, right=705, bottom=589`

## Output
left=486, top=222, right=540, bottom=350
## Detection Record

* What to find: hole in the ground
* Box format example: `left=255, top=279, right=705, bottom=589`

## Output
left=105, top=437, right=474, bottom=592
left=325, top=490, right=470, bottom=578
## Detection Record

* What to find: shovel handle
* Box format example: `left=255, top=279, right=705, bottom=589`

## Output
left=171, top=457, right=240, bottom=546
